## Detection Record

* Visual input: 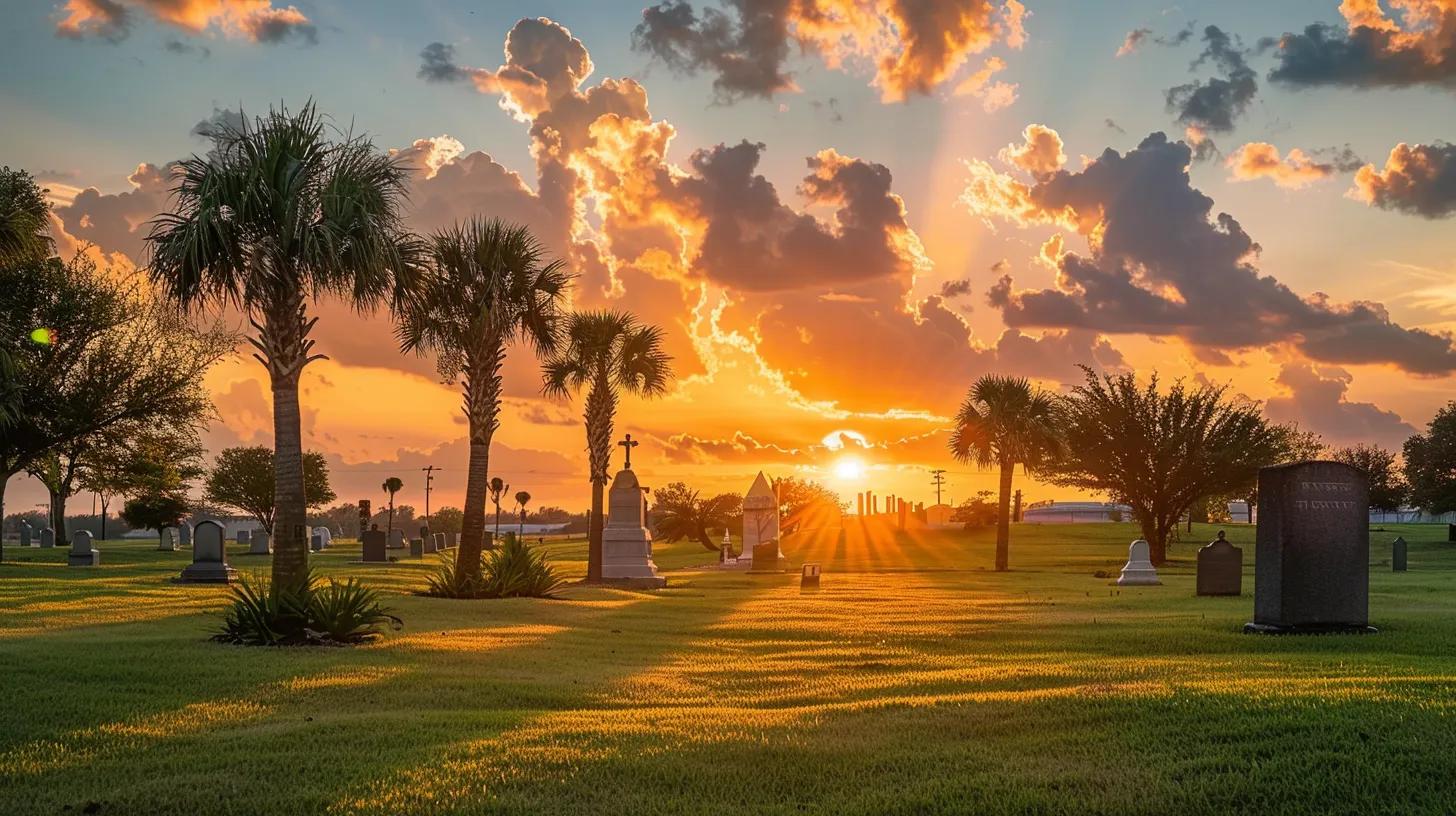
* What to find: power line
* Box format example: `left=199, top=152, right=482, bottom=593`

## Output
left=930, top=469, right=946, bottom=505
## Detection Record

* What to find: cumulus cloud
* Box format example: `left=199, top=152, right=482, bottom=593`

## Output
left=1264, top=362, right=1416, bottom=450
left=1270, top=0, right=1456, bottom=89
left=631, top=0, right=1028, bottom=103
left=1350, top=141, right=1456, bottom=217
left=959, top=128, right=1456, bottom=374
left=1226, top=142, right=1355, bottom=189
left=53, top=161, right=173, bottom=262
left=55, top=0, right=316, bottom=44
left=1165, top=25, right=1258, bottom=133
left=998, top=123, right=1065, bottom=179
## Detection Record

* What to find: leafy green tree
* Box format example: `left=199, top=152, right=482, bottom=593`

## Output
left=769, top=477, right=835, bottom=535
left=1051, top=368, right=1286, bottom=565
left=1404, top=404, right=1456, bottom=513
left=206, top=446, right=336, bottom=533
left=543, top=311, right=672, bottom=582
left=77, top=424, right=205, bottom=540
left=381, top=477, right=404, bottom=535
left=430, top=506, right=464, bottom=538
left=395, top=218, right=569, bottom=581
left=1332, top=443, right=1407, bottom=511
left=948, top=375, right=1061, bottom=571
left=146, top=103, right=420, bottom=592
left=121, top=493, right=191, bottom=548
left=651, top=482, right=739, bottom=550
left=0, top=167, right=53, bottom=267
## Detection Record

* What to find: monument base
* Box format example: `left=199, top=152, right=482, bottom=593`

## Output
left=67, top=550, right=100, bottom=567
left=176, top=563, right=236, bottom=584
left=1243, top=622, right=1378, bottom=635
left=1115, top=569, right=1160, bottom=586
left=602, top=575, right=668, bottom=589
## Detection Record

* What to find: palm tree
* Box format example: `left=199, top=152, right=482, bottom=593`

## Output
left=652, top=482, right=739, bottom=551
left=948, top=374, right=1061, bottom=572
left=489, top=476, right=509, bottom=541
left=515, top=490, right=531, bottom=537
left=382, top=477, right=403, bottom=537
left=543, top=311, right=672, bottom=582
left=396, top=218, right=569, bottom=581
left=146, top=103, right=419, bottom=592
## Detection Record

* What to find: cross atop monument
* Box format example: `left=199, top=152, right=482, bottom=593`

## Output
left=618, top=433, right=639, bottom=469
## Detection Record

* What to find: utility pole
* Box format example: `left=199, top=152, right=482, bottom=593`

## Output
left=931, top=469, right=946, bottom=506
left=421, top=465, right=438, bottom=529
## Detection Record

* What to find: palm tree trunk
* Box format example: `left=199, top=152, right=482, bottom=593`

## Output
left=995, top=459, right=1013, bottom=572
left=257, top=290, right=312, bottom=594
left=583, top=373, right=616, bottom=583
left=0, top=476, right=8, bottom=563
left=460, top=442, right=490, bottom=579
left=458, top=343, right=505, bottom=581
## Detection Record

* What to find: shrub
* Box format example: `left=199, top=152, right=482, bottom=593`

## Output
left=213, top=570, right=401, bottom=646
left=424, top=533, right=565, bottom=599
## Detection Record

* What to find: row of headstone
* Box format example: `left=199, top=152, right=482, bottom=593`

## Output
left=18, top=524, right=56, bottom=549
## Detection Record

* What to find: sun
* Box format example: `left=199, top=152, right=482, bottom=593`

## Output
left=832, top=456, right=866, bottom=481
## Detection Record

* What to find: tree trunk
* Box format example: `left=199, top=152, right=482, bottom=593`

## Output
left=100, top=496, right=108, bottom=541
left=588, top=479, right=605, bottom=582
left=459, top=342, right=504, bottom=581
left=695, top=523, right=717, bottom=551
left=49, top=484, right=67, bottom=545
left=583, top=371, right=616, bottom=583
left=271, top=377, right=309, bottom=591
left=994, top=459, right=1013, bottom=572
left=1148, top=518, right=1171, bottom=566
left=459, top=441, right=491, bottom=580
left=0, top=475, right=7, bottom=564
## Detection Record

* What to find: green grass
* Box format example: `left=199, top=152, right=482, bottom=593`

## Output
left=2, top=521, right=1455, bottom=815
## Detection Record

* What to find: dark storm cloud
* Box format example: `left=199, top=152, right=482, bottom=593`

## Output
left=1165, top=25, right=1258, bottom=133
left=418, top=42, right=471, bottom=83
left=1352, top=141, right=1456, bottom=218
left=632, top=0, right=795, bottom=101
left=1269, top=6, right=1456, bottom=90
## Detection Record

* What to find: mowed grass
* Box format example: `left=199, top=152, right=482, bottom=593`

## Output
left=2, top=520, right=1455, bottom=815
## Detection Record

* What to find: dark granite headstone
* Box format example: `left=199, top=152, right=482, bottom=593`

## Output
left=1448, top=523, right=1455, bottom=543
left=178, top=520, right=234, bottom=583
left=311, top=532, right=324, bottom=552
left=361, top=529, right=388, bottom=563
left=1196, top=530, right=1242, bottom=596
left=1246, top=461, right=1373, bottom=634
left=1392, top=536, right=1407, bottom=572
left=750, top=541, right=780, bottom=572
left=39, top=527, right=55, bottom=549
left=409, top=537, right=424, bottom=558
left=19, top=522, right=31, bottom=547
left=67, top=530, right=100, bottom=567
left=800, top=562, right=821, bottom=591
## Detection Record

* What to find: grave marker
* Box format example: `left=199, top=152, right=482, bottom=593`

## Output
left=801, top=562, right=821, bottom=591
left=178, top=520, right=235, bottom=583
left=360, top=528, right=388, bottom=563
left=1392, top=536, right=1407, bottom=572
left=67, top=530, right=100, bottom=567
left=1116, top=539, right=1160, bottom=585
left=1196, top=530, right=1242, bottom=596
left=39, top=527, right=55, bottom=549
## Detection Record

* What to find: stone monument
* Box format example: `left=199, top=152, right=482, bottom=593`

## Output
left=19, top=522, right=31, bottom=547
left=248, top=529, right=271, bottom=556
left=1196, top=530, right=1242, bottom=596
left=361, top=527, right=388, bottom=563
left=67, top=530, right=100, bottom=567
left=178, top=521, right=192, bottom=547
left=178, top=520, right=235, bottom=583
left=39, top=527, right=55, bottom=549
left=432, top=533, right=446, bottom=553
left=1116, top=539, right=1160, bottom=585
left=741, top=471, right=780, bottom=567
left=600, top=434, right=666, bottom=588
left=237, top=529, right=250, bottom=547
left=1246, top=460, right=1374, bottom=634
left=159, top=527, right=177, bottom=552
left=801, top=562, right=821, bottom=591
left=311, top=532, right=324, bottom=552
left=388, top=528, right=407, bottom=550
left=1392, top=536, right=1407, bottom=572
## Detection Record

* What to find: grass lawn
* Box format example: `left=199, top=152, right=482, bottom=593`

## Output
left=2, top=520, right=1455, bottom=815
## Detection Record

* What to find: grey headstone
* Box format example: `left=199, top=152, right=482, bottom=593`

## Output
left=1392, top=536, right=1407, bottom=572
left=159, top=527, right=178, bottom=552
left=361, top=529, right=388, bottom=563
left=19, top=522, right=32, bottom=547
left=237, top=529, right=251, bottom=545
left=388, top=528, right=407, bottom=549
left=67, top=530, right=100, bottom=567
left=39, top=527, right=55, bottom=549
left=1246, top=461, right=1373, bottom=634
left=178, top=522, right=192, bottom=546
left=409, top=537, right=424, bottom=558
left=800, top=562, right=821, bottom=591
left=178, top=520, right=235, bottom=583
left=248, top=530, right=271, bottom=556
left=1197, top=531, right=1243, bottom=596
left=311, top=532, right=324, bottom=552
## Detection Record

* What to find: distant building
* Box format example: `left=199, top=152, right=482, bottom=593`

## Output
left=1021, top=501, right=1131, bottom=524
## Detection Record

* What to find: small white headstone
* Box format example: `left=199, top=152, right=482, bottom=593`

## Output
left=1116, top=539, right=1161, bottom=586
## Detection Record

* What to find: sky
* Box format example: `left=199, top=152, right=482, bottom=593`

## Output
left=6, top=0, right=1456, bottom=518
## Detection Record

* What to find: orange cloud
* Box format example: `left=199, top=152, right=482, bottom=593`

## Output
left=55, top=0, right=316, bottom=44
left=1226, top=142, right=1336, bottom=189
left=1350, top=141, right=1456, bottom=218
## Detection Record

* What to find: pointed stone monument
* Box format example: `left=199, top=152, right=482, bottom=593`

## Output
left=741, top=471, right=781, bottom=569
left=1116, top=539, right=1160, bottom=585
left=601, top=434, right=666, bottom=588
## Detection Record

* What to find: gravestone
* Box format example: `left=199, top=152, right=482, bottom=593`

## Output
left=360, top=528, right=388, bottom=563
left=601, top=459, right=666, bottom=588
left=311, top=532, right=324, bottom=552
left=313, top=527, right=332, bottom=549
left=740, top=471, right=779, bottom=566
left=1196, top=530, right=1242, bottom=596
left=388, top=529, right=407, bottom=550
left=800, top=562, right=821, bottom=591
left=1116, top=539, right=1160, bottom=585
left=1246, top=460, right=1373, bottom=634
left=39, top=527, right=55, bottom=549
left=178, top=520, right=235, bottom=583
left=1392, top=536, right=1407, bottom=572
left=19, top=522, right=31, bottom=547
left=237, top=529, right=250, bottom=547
left=178, top=522, right=192, bottom=547
left=409, top=537, right=424, bottom=558
left=159, top=527, right=177, bottom=552
left=248, top=530, right=271, bottom=556
left=1448, top=523, right=1455, bottom=543
left=67, top=530, right=100, bottom=567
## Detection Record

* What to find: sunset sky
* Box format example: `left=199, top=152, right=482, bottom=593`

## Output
left=7, top=0, right=1456, bottom=516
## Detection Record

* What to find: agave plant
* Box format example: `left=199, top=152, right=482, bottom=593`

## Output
left=213, top=568, right=400, bottom=646
left=423, top=534, right=564, bottom=599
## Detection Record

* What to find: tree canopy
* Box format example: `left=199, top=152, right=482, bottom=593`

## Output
left=205, top=446, right=336, bottom=532
left=1404, top=404, right=1456, bottom=514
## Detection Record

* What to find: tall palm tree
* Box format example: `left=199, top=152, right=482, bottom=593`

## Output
left=147, top=103, right=419, bottom=592
left=396, top=218, right=569, bottom=581
left=543, top=311, right=672, bottom=582
left=948, top=374, right=1062, bottom=572
left=515, top=490, right=531, bottom=537
left=489, top=476, right=509, bottom=540
left=382, top=477, right=403, bottom=536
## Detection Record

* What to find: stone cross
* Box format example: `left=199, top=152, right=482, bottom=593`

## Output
left=618, top=433, right=639, bottom=469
